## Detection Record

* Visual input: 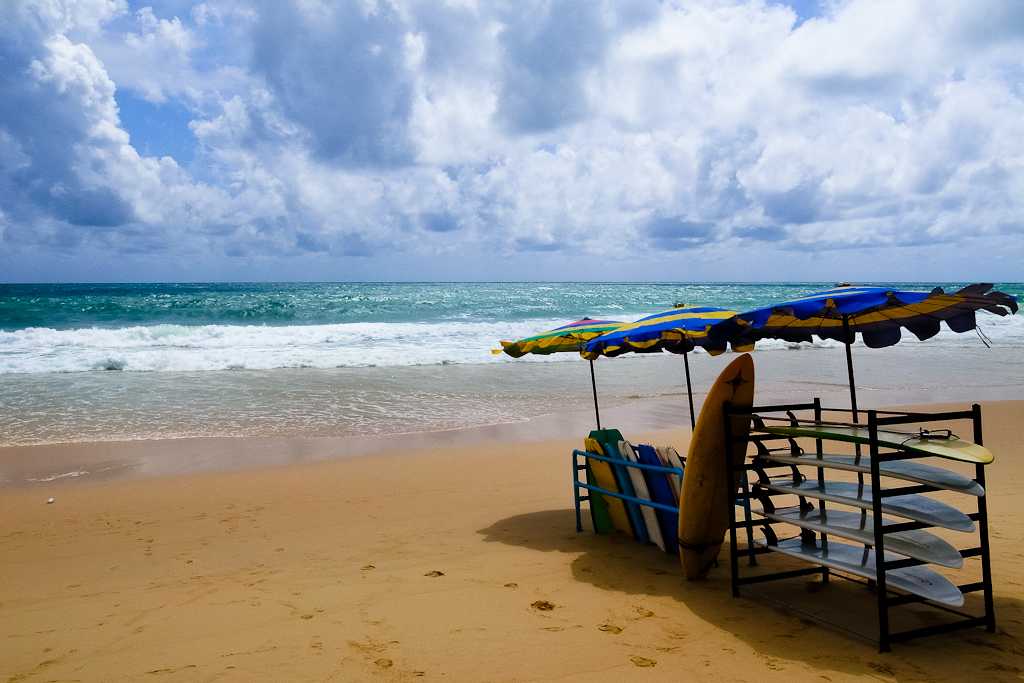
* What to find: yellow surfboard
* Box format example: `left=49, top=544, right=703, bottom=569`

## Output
left=678, top=354, right=755, bottom=580
left=584, top=437, right=633, bottom=536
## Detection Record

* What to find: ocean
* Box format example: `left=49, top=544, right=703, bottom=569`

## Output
left=1, top=282, right=1021, bottom=449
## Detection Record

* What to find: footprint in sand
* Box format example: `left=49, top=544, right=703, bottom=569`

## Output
left=503, top=582, right=518, bottom=589
left=424, top=570, right=445, bottom=577
left=633, top=606, right=655, bottom=618
left=868, top=662, right=894, bottom=676
left=598, top=624, right=623, bottom=634
left=531, top=600, right=555, bottom=611
left=375, top=658, right=393, bottom=669
left=361, top=564, right=376, bottom=571
left=630, top=656, right=656, bottom=668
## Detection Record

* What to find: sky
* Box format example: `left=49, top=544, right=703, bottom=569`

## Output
left=1, top=0, right=1023, bottom=283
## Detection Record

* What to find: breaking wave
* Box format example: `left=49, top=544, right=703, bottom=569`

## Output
left=0, top=312, right=1021, bottom=374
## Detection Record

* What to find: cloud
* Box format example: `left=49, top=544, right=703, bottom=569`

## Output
left=420, top=211, right=459, bottom=233
left=2, top=0, right=1024, bottom=281
left=734, top=225, right=786, bottom=242
left=496, top=0, right=610, bottom=133
left=645, top=217, right=716, bottom=250
left=0, top=12, right=136, bottom=230
left=250, top=0, right=416, bottom=166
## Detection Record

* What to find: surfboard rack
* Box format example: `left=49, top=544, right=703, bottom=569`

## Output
left=571, top=447, right=758, bottom=556
left=571, top=448, right=684, bottom=527
left=723, top=399, right=996, bottom=653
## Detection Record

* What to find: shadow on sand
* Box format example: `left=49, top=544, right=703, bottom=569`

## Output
left=478, top=508, right=1024, bottom=678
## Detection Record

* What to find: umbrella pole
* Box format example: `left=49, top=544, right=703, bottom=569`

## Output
left=589, top=359, right=602, bottom=431
left=842, top=316, right=864, bottom=474
left=842, top=316, right=859, bottom=420
left=683, top=349, right=696, bottom=430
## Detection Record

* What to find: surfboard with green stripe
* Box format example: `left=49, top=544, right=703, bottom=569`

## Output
left=763, top=424, right=993, bottom=465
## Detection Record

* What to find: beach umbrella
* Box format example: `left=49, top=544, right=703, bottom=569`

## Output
left=582, top=306, right=753, bottom=429
left=717, top=283, right=1019, bottom=421
left=493, top=318, right=624, bottom=429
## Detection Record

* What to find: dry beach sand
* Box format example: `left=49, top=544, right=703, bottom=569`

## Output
left=3, top=401, right=1024, bottom=681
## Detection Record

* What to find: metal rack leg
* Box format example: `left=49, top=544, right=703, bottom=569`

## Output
left=868, top=411, right=891, bottom=652
left=973, top=404, right=996, bottom=632
left=814, top=398, right=830, bottom=584
left=741, top=470, right=757, bottom=567
left=573, top=452, right=583, bottom=533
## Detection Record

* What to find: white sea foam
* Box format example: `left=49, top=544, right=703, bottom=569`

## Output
left=0, top=312, right=1020, bottom=374
left=27, top=470, right=90, bottom=482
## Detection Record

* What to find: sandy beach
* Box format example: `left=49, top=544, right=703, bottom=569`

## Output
left=2, top=400, right=1023, bottom=681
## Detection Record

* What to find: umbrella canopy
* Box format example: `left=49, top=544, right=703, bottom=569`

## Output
left=495, top=318, right=624, bottom=358
left=717, top=283, right=1019, bottom=419
left=582, top=306, right=751, bottom=358
left=582, top=306, right=753, bottom=429
left=720, top=283, right=1018, bottom=348
left=494, top=317, right=624, bottom=429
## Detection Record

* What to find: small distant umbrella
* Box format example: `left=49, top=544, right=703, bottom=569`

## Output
left=582, top=306, right=753, bottom=429
left=494, top=318, right=624, bottom=429
left=717, top=283, right=1019, bottom=420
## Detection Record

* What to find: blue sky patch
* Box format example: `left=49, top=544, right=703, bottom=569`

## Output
left=115, top=90, right=197, bottom=166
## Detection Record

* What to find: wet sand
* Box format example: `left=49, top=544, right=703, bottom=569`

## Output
left=2, top=401, right=1024, bottom=681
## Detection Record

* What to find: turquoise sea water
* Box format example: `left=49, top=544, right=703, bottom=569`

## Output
left=3, top=282, right=1022, bottom=330
left=0, top=282, right=1020, bottom=373
left=0, top=282, right=1020, bottom=451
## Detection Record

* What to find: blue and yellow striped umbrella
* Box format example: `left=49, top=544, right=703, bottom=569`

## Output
left=582, top=306, right=753, bottom=428
left=721, top=283, right=1017, bottom=348
left=718, top=283, right=1018, bottom=416
left=582, top=306, right=752, bottom=358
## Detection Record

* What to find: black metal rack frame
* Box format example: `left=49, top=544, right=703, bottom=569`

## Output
left=723, top=399, right=996, bottom=652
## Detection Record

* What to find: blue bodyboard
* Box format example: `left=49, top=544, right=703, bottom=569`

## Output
left=636, top=444, right=680, bottom=554
left=601, top=439, right=649, bottom=544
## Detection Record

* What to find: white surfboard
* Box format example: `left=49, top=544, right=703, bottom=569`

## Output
left=765, top=478, right=975, bottom=533
left=760, top=452, right=983, bottom=496
left=759, top=505, right=963, bottom=568
left=619, top=441, right=666, bottom=552
left=655, top=445, right=684, bottom=502
left=757, top=537, right=964, bottom=607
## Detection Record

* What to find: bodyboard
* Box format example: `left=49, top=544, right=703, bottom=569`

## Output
left=620, top=441, right=665, bottom=551
left=584, top=437, right=633, bottom=536
left=636, top=443, right=679, bottom=554
left=602, top=439, right=648, bottom=543
left=655, top=445, right=684, bottom=502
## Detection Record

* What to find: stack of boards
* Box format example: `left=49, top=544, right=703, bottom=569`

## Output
left=582, top=429, right=684, bottom=553
left=753, top=423, right=994, bottom=608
